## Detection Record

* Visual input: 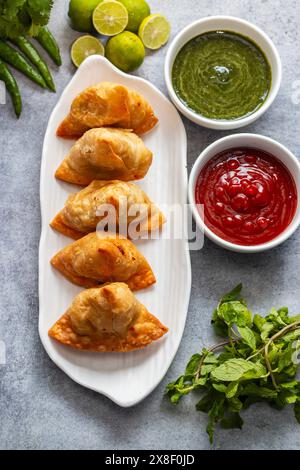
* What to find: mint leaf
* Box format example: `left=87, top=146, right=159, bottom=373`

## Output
left=218, top=301, right=252, bottom=327
left=220, top=283, right=243, bottom=303
left=184, top=354, right=201, bottom=377
left=253, top=314, right=266, bottom=332
left=211, top=359, right=266, bottom=382
left=228, top=397, right=243, bottom=412
left=281, top=329, right=300, bottom=342
left=242, top=362, right=267, bottom=380
left=221, top=412, right=243, bottom=430
left=196, top=393, right=215, bottom=413
left=261, top=322, right=274, bottom=341
left=203, top=352, right=219, bottom=364
left=194, top=377, right=207, bottom=387
left=280, top=381, right=300, bottom=389
left=213, top=383, right=227, bottom=393
left=278, top=344, right=293, bottom=373
left=211, top=319, right=228, bottom=337
left=278, top=307, right=289, bottom=323
left=168, top=390, right=183, bottom=404
left=211, top=358, right=253, bottom=381
left=165, top=376, right=195, bottom=403
left=237, top=326, right=256, bottom=350
left=278, top=390, right=298, bottom=405
left=266, top=307, right=288, bottom=327
left=201, top=364, right=217, bottom=375
left=218, top=351, right=236, bottom=363
left=206, top=399, right=225, bottom=444
left=241, top=383, right=277, bottom=399
left=226, top=381, right=239, bottom=398
left=211, top=309, right=228, bottom=337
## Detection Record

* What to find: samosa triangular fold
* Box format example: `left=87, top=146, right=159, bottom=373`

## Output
left=56, top=82, right=158, bottom=138
left=50, top=180, right=165, bottom=239
left=48, top=283, right=168, bottom=352
left=55, top=128, right=153, bottom=185
left=50, top=233, right=156, bottom=291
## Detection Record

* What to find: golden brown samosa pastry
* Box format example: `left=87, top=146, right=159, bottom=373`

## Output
left=55, top=128, right=152, bottom=185
left=51, top=233, right=155, bottom=290
left=50, top=180, right=165, bottom=240
left=48, top=283, right=168, bottom=352
left=56, top=82, right=158, bottom=138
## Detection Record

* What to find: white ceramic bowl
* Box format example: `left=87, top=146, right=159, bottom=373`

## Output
left=165, top=16, right=282, bottom=130
left=188, top=134, right=300, bottom=253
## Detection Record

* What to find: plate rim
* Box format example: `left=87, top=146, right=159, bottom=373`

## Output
left=38, top=55, right=191, bottom=407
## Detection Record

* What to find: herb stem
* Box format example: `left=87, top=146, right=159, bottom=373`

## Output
left=195, top=321, right=300, bottom=386
left=264, top=343, right=278, bottom=389
left=247, top=348, right=264, bottom=361
left=266, top=320, right=300, bottom=345
left=228, top=327, right=234, bottom=348
left=247, top=321, right=300, bottom=362
left=264, top=320, right=300, bottom=389
left=195, top=340, right=233, bottom=380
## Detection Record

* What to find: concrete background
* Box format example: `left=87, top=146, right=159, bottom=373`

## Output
left=1, top=0, right=300, bottom=450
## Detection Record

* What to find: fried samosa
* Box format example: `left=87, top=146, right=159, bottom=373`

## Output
left=56, top=82, right=158, bottom=138
left=50, top=180, right=165, bottom=239
left=51, top=233, right=155, bottom=290
left=48, top=283, right=168, bottom=352
left=55, top=128, right=153, bottom=185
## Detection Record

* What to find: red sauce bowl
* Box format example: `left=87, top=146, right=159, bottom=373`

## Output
left=189, top=134, right=300, bottom=252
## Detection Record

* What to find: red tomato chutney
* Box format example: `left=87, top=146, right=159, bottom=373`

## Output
left=195, top=148, right=297, bottom=245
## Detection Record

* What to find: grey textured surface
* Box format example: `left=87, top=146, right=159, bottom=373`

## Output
left=0, top=0, right=300, bottom=450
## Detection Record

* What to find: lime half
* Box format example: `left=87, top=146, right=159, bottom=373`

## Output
left=138, top=14, right=171, bottom=50
left=71, top=35, right=105, bottom=67
left=92, top=0, right=128, bottom=36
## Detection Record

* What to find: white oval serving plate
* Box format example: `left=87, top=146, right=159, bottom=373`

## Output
left=39, top=55, right=191, bottom=407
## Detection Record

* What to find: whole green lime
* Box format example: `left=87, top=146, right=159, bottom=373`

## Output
left=68, top=0, right=102, bottom=32
left=118, top=0, right=150, bottom=32
left=106, top=31, right=145, bottom=72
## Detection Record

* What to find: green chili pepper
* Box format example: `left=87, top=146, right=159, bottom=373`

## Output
left=0, top=59, right=22, bottom=117
left=36, top=27, right=62, bottom=67
left=11, top=36, right=56, bottom=92
left=0, top=40, right=46, bottom=88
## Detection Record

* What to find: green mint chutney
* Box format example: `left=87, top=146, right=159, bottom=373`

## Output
left=172, top=31, right=272, bottom=120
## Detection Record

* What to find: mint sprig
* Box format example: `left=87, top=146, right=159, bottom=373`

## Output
left=166, top=284, right=300, bottom=444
